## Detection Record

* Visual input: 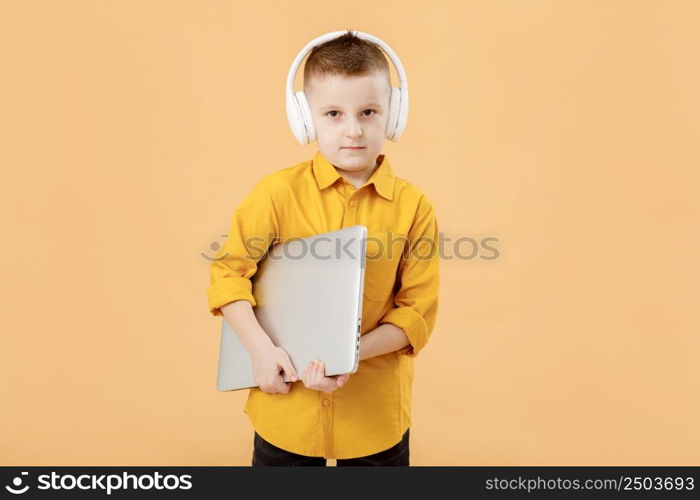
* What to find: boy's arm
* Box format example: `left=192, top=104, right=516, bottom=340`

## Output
left=208, top=176, right=279, bottom=317
left=220, top=299, right=275, bottom=356
left=222, top=299, right=298, bottom=391
left=367, top=195, right=440, bottom=359
left=358, top=323, right=410, bottom=361
left=208, top=178, right=298, bottom=392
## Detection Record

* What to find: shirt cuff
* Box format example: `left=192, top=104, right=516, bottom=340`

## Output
left=207, top=276, right=257, bottom=316
left=379, top=306, right=429, bottom=358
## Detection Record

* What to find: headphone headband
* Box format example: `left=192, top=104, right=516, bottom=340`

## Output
left=285, top=30, right=409, bottom=145
left=285, top=30, right=408, bottom=97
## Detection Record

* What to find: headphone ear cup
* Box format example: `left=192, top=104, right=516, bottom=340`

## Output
left=295, top=91, right=316, bottom=144
left=286, top=91, right=307, bottom=146
left=386, top=87, right=401, bottom=141
left=393, top=87, right=408, bottom=141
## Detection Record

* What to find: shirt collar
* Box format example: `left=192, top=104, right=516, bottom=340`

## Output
left=312, top=149, right=396, bottom=201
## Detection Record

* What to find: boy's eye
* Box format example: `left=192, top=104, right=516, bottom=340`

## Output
left=325, top=110, right=377, bottom=118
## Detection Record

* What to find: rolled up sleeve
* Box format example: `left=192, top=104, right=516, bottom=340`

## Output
left=207, top=177, right=279, bottom=316
left=379, top=195, right=440, bottom=358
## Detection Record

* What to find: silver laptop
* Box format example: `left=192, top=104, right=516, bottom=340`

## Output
left=216, top=225, right=367, bottom=392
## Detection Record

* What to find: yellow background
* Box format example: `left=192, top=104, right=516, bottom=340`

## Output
left=1, top=0, right=698, bottom=465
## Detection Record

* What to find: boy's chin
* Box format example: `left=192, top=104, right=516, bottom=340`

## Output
left=335, top=162, right=375, bottom=172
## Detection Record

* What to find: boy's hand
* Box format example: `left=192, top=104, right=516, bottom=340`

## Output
left=300, top=360, right=349, bottom=392
left=250, top=344, right=298, bottom=394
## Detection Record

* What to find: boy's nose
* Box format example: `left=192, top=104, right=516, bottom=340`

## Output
left=345, top=119, right=363, bottom=137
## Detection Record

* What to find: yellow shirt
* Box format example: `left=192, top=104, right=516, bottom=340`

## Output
left=207, top=150, right=440, bottom=459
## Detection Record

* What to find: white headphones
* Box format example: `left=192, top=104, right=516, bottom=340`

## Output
left=285, top=30, right=409, bottom=146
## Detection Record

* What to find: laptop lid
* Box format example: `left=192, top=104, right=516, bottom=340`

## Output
left=216, top=225, right=367, bottom=392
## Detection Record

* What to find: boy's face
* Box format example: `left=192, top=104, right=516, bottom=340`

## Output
left=305, top=70, right=391, bottom=174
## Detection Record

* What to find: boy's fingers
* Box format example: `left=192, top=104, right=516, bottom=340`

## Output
left=274, top=376, right=290, bottom=393
left=316, top=378, right=332, bottom=391
left=302, top=361, right=341, bottom=391
left=279, top=356, right=297, bottom=382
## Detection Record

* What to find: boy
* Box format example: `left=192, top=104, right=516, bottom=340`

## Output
left=207, top=31, right=439, bottom=466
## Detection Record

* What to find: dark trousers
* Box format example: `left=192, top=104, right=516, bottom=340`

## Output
left=252, top=428, right=410, bottom=466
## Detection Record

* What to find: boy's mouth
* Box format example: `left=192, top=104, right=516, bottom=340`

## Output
left=342, top=146, right=366, bottom=150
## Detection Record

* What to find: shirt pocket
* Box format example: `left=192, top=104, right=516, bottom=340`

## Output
left=362, top=231, right=405, bottom=302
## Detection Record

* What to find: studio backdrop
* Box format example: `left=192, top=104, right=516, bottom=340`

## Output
left=1, top=0, right=698, bottom=465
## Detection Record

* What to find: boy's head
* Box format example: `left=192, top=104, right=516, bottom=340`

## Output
left=303, top=31, right=392, bottom=174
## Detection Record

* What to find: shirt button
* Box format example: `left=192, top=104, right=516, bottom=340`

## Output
left=349, top=200, right=357, bottom=207
left=322, top=399, right=330, bottom=407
